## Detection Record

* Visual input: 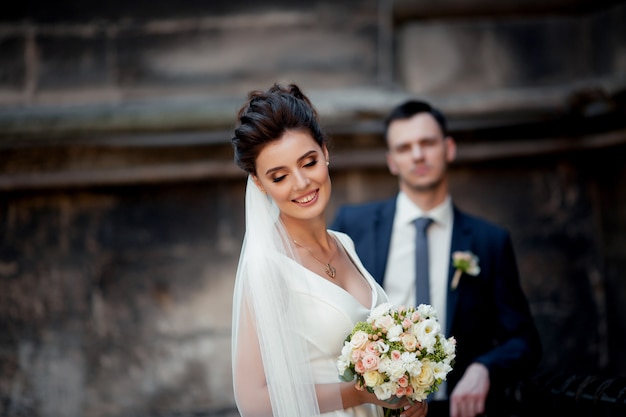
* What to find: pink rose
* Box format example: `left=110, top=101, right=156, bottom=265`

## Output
left=365, top=341, right=380, bottom=354
left=401, top=334, right=418, bottom=352
left=361, top=353, right=380, bottom=370
left=391, top=350, right=402, bottom=361
left=376, top=315, right=395, bottom=331
left=355, top=360, right=366, bottom=374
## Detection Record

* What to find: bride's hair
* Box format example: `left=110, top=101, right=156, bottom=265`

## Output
left=231, top=83, right=328, bottom=175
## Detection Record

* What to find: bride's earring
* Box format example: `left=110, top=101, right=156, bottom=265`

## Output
left=326, top=160, right=330, bottom=166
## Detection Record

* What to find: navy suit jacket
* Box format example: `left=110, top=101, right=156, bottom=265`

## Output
left=331, top=197, right=541, bottom=400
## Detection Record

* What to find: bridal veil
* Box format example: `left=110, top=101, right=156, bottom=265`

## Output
left=231, top=176, right=343, bottom=417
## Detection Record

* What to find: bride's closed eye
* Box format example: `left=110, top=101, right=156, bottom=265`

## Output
left=271, top=159, right=318, bottom=183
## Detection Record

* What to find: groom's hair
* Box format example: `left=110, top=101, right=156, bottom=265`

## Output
left=384, top=100, right=448, bottom=141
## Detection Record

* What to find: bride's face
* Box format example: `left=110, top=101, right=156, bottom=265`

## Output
left=252, top=129, right=331, bottom=224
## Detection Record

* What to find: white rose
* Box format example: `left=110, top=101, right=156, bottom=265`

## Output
left=350, top=331, right=369, bottom=350
left=378, top=356, right=392, bottom=374
left=412, top=360, right=435, bottom=389
left=404, top=356, right=422, bottom=377
left=400, top=351, right=417, bottom=365
left=432, top=361, right=452, bottom=380
left=373, top=381, right=396, bottom=400
left=442, top=336, right=457, bottom=359
left=363, top=370, right=385, bottom=387
left=414, top=319, right=440, bottom=353
left=401, top=334, right=418, bottom=351
left=384, top=357, right=406, bottom=381
left=386, top=324, right=403, bottom=342
left=337, top=342, right=352, bottom=373
left=416, top=304, right=437, bottom=320
left=337, top=359, right=348, bottom=374
left=340, top=341, right=352, bottom=358
left=410, top=388, right=429, bottom=402
left=375, top=315, right=395, bottom=331
left=368, top=303, right=393, bottom=323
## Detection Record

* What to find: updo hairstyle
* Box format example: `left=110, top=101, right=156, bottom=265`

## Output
left=231, top=83, right=328, bottom=175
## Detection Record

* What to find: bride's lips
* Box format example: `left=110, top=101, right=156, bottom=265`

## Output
left=293, top=189, right=319, bottom=206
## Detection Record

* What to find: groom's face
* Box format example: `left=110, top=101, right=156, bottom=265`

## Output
left=385, top=112, right=456, bottom=194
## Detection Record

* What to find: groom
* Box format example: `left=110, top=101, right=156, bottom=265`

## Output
left=331, top=100, right=541, bottom=417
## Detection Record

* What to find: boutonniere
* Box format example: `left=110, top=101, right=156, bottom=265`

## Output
left=451, top=251, right=480, bottom=290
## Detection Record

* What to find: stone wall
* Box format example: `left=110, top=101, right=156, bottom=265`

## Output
left=1, top=180, right=244, bottom=417
left=2, top=137, right=625, bottom=416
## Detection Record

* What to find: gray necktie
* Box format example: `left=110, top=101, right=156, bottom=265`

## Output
left=414, top=217, right=433, bottom=306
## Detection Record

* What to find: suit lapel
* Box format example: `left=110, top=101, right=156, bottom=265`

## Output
left=446, top=206, right=473, bottom=334
left=373, top=198, right=396, bottom=286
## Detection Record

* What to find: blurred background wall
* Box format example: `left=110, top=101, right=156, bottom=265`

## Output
left=1, top=0, right=625, bottom=416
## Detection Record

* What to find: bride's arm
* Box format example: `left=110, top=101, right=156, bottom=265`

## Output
left=233, top=307, right=272, bottom=417
left=234, top=314, right=348, bottom=416
left=234, top=303, right=423, bottom=416
left=234, top=309, right=378, bottom=416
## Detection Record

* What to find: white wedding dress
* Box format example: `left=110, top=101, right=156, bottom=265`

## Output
left=233, top=177, right=389, bottom=417
left=285, top=230, right=388, bottom=417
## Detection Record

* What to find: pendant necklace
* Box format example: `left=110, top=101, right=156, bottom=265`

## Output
left=293, top=238, right=337, bottom=279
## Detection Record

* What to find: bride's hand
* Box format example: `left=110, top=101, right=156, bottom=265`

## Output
left=366, top=392, right=407, bottom=410
left=364, top=392, right=427, bottom=417
left=352, top=387, right=427, bottom=417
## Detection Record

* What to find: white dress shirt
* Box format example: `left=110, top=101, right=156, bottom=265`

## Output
left=383, top=193, right=454, bottom=399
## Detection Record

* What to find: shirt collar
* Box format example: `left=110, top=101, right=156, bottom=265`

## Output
left=396, top=192, right=453, bottom=227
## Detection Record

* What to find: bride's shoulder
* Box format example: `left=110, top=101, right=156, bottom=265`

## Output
left=328, top=230, right=356, bottom=253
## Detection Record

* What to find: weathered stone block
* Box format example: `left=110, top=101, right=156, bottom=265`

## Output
left=398, top=17, right=589, bottom=94
left=115, top=5, right=379, bottom=94
left=590, top=3, right=626, bottom=76
left=37, top=33, right=112, bottom=90
left=0, top=35, right=26, bottom=91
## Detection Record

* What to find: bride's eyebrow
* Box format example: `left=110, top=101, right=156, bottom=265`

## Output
left=264, top=150, right=319, bottom=176
left=298, top=150, right=318, bottom=162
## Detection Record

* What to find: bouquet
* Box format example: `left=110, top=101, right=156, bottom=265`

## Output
left=337, top=303, right=456, bottom=416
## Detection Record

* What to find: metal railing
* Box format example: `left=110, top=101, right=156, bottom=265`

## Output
left=516, top=373, right=626, bottom=417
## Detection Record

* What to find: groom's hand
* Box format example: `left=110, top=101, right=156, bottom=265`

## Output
left=450, top=363, right=489, bottom=417
left=399, top=400, right=427, bottom=417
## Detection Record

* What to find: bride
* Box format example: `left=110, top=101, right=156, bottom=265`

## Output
left=230, top=83, right=428, bottom=417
